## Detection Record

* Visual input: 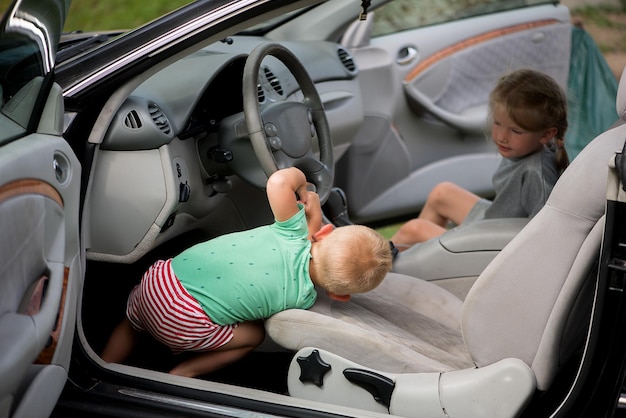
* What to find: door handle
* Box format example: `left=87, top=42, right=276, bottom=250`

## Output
left=397, top=46, right=418, bottom=65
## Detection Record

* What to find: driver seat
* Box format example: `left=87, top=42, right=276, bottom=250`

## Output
left=264, top=69, right=626, bottom=417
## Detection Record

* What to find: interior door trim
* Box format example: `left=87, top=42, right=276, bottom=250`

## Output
left=404, top=19, right=559, bottom=83
left=0, top=178, right=67, bottom=365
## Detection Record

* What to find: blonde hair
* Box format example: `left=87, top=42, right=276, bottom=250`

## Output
left=489, top=69, right=569, bottom=174
left=314, top=225, right=392, bottom=296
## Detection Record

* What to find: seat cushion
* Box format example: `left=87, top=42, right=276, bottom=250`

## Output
left=266, top=273, right=474, bottom=373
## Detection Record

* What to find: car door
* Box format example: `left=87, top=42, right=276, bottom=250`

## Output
left=336, top=0, right=571, bottom=223
left=0, top=1, right=81, bottom=417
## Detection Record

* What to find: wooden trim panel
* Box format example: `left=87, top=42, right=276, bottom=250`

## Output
left=0, top=178, right=64, bottom=207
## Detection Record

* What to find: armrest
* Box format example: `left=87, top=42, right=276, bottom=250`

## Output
left=439, top=218, right=529, bottom=252
left=393, top=218, right=528, bottom=280
left=403, top=83, right=487, bottom=134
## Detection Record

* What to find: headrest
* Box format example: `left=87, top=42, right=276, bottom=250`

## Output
left=618, top=69, right=626, bottom=121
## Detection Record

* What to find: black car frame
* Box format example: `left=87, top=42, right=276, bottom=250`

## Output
left=2, top=0, right=626, bottom=416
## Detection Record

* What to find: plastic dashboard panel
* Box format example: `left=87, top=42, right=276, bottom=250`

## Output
left=101, top=38, right=358, bottom=151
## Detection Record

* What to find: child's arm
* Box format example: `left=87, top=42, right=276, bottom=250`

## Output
left=301, top=189, right=322, bottom=239
left=266, top=167, right=309, bottom=222
left=267, top=168, right=323, bottom=238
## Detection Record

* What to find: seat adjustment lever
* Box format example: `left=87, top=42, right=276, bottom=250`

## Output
left=343, top=368, right=395, bottom=408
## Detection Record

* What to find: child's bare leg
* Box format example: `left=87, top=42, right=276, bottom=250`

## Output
left=391, top=219, right=447, bottom=250
left=169, top=320, right=265, bottom=378
left=419, top=182, right=479, bottom=226
left=101, top=318, right=138, bottom=364
left=392, top=182, right=480, bottom=248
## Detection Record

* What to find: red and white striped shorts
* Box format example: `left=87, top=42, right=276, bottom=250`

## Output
left=126, top=259, right=235, bottom=352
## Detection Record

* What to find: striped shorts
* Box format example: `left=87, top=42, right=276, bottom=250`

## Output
left=126, top=259, right=235, bottom=352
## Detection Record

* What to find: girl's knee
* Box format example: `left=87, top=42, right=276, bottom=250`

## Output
left=428, top=182, right=463, bottom=207
left=430, top=181, right=455, bottom=198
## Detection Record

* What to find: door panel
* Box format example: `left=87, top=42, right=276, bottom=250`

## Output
left=0, top=134, right=81, bottom=418
left=404, top=19, right=570, bottom=133
left=0, top=1, right=78, bottom=417
left=338, top=2, right=571, bottom=223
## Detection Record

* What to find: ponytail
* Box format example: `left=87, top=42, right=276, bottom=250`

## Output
left=554, top=137, right=569, bottom=175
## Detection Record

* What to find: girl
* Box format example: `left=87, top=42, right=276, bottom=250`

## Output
left=391, top=69, right=569, bottom=250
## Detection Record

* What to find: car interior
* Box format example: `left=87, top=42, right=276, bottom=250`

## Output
left=73, top=25, right=625, bottom=417
left=72, top=1, right=623, bottom=416
left=4, top=0, right=624, bottom=416
left=80, top=46, right=626, bottom=418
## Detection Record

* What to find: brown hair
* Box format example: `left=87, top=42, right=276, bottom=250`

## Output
left=314, top=225, right=392, bottom=295
left=489, top=69, right=569, bottom=174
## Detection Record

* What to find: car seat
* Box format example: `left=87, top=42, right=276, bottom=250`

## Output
left=264, top=68, right=626, bottom=417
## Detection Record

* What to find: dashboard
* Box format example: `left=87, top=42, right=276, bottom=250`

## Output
left=85, top=37, right=363, bottom=263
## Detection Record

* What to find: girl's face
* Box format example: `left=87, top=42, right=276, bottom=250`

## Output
left=491, top=105, right=556, bottom=159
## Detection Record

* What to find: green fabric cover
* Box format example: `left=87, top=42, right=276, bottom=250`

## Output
left=566, top=26, right=619, bottom=160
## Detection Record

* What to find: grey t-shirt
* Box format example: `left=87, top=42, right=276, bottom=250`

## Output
left=464, top=146, right=558, bottom=223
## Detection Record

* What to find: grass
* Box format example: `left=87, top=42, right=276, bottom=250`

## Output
left=375, top=223, right=403, bottom=240
left=63, top=0, right=193, bottom=32
left=2, top=1, right=623, bottom=57
left=572, top=5, right=623, bottom=27
left=571, top=5, right=626, bottom=54
left=0, top=0, right=192, bottom=32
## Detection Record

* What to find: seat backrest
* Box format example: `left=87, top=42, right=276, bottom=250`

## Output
left=462, top=69, right=626, bottom=391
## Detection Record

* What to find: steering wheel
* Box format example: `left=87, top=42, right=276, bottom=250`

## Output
left=242, top=42, right=334, bottom=203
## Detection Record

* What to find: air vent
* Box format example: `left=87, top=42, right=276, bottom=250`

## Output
left=123, top=110, right=142, bottom=129
left=257, top=84, right=266, bottom=103
left=337, top=47, right=357, bottom=73
left=263, top=67, right=284, bottom=95
left=148, top=103, right=171, bottom=135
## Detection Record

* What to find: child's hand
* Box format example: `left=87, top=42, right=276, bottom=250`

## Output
left=295, top=182, right=315, bottom=204
left=300, top=190, right=322, bottom=238
left=299, top=190, right=320, bottom=214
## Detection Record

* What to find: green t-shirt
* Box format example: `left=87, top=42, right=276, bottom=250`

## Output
left=170, top=206, right=316, bottom=325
